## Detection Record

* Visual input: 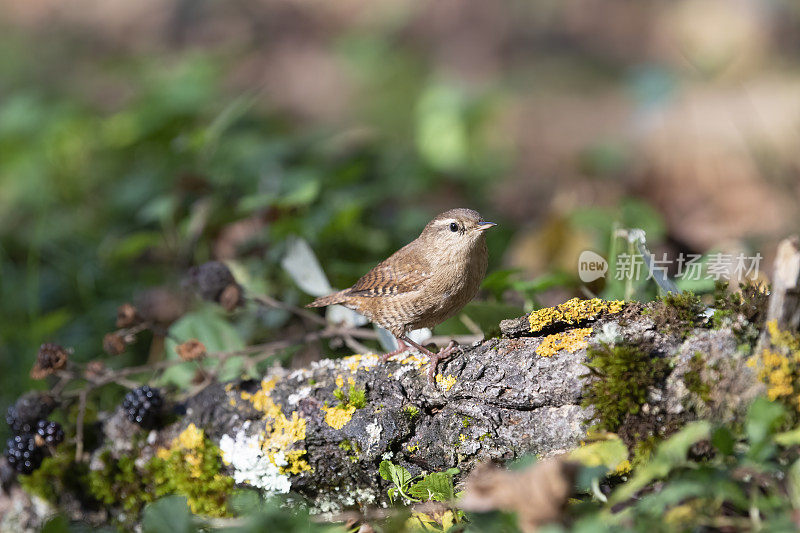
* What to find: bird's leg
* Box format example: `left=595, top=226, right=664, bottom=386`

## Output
left=402, top=337, right=459, bottom=383
left=381, top=337, right=410, bottom=362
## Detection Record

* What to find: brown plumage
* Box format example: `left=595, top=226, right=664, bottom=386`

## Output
left=307, top=208, right=496, bottom=380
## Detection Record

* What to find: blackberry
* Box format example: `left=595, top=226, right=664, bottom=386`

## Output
left=185, top=261, right=243, bottom=311
left=6, top=393, right=54, bottom=434
left=5, top=434, right=43, bottom=475
left=122, top=386, right=163, bottom=428
left=35, top=420, right=65, bottom=446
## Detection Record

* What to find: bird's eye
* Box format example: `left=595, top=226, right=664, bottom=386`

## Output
left=449, top=222, right=459, bottom=233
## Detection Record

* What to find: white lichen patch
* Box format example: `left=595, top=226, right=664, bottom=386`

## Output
left=287, top=368, right=312, bottom=381
left=595, top=321, right=622, bottom=345
left=287, top=386, right=311, bottom=406
left=341, top=353, right=380, bottom=373
left=365, top=419, right=382, bottom=451
left=310, top=358, right=337, bottom=371
left=219, top=426, right=292, bottom=495
left=311, top=486, right=378, bottom=515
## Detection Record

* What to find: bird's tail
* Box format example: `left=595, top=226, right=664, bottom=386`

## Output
left=306, top=290, right=349, bottom=308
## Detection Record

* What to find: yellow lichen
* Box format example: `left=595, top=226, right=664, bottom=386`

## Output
left=175, top=423, right=205, bottom=450
left=149, top=424, right=233, bottom=517
left=240, top=377, right=280, bottom=417
left=529, top=297, right=625, bottom=333
left=748, top=320, right=800, bottom=414
left=341, top=353, right=379, bottom=373
left=536, top=328, right=593, bottom=357
left=401, top=353, right=427, bottom=369
left=264, top=411, right=307, bottom=451
left=239, top=376, right=311, bottom=475
left=281, top=449, right=311, bottom=475
left=435, top=373, right=457, bottom=392
left=322, top=405, right=356, bottom=429
left=156, top=424, right=209, bottom=478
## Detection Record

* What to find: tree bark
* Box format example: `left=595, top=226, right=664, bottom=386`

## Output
left=1, top=293, right=770, bottom=528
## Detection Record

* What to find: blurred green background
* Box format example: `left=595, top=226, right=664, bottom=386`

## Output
left=2, top=0, right=800, bottom=435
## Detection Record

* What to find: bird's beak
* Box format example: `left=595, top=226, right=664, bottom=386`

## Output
left=477, top=221, right=497, bottom=231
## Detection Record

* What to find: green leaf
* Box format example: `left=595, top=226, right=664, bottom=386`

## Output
left=379, top=460, right=413, bottom=489
left=711, top=426, right=735, bottom=456
left=142, top=496, right=193, bottom=533
left=633, top=474, right=748, bottom=516
left=789, top=459, right=800, bottom=510
left=229, top=488, right=263, bottom=515
left=434, top=301, right=523, bottom=336
left=40, top=516, right=71, bottom=533
left=569, top=436, right=628, bottom=473
left=480, top=268, right=523, bottom=299
left=162, top=305, right=246, bottom=388
left=277, top=172, right=321, bottom=207
left=775, top=427, right=800, bottom=447
left=746, top=397, right=786, bottom=461
left=611, top=421, right=711, bottom=504
left=409, top=472, right=455, bottom=502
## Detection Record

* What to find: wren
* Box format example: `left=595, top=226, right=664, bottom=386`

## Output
left=307, top=208, right=496, bottom=381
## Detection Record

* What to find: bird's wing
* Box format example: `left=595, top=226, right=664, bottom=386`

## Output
left=346, top=245, right=431, bottom=297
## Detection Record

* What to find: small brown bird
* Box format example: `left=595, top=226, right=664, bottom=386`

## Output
left=307, top=208, right=496, bottom=380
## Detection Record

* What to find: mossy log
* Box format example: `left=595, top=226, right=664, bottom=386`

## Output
left=2, top=294, right=771, bottom=528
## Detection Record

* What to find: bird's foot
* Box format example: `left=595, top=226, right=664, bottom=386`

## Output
left=380, top=338, right=409, bottom=362
left=401, top=337, right=458, bottom=383
left=427, top=340, right=458, bottom=383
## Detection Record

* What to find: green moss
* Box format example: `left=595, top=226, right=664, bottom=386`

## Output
left=684, top=352, right=711, bottom=403
left=462, top=416, right=472, bottom=428
left=86, top=430, right=233, bottom=522
left=404, top=405, right=420, bottom=420
left=20, top=452, right=90, bottom=504
left=649, top=291, right=706, bottom=338
left=333, top=383, right=367, bottom=410
left=711, top=281, right=768, bottom=346
left=337, top=438, right=361, bottom=461
left=631, top=436, right=659, bottom=467
left=582, top=343, right=670, bottom=433
left=88, top=451, right=152, bottom=516
left=348, top=385, right=367, bottom=409
left=149, top=439, right=233, bottom=517
left=333, top=388, right=346, bottom=403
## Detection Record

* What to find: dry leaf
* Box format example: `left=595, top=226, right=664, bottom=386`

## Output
left=116, top=303, right=141, bottom=329
left=176, top=339, right=207, bottom=362
left=30, top=343, right=69, bottom=379
left=459, top=457, right=579, bottom=533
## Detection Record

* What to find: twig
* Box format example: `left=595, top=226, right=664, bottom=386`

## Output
left=75, top=390, right=87, bottom=462
left=342, top=334, right=372, bottom=355
left=248, top=293, right=328, bottom=326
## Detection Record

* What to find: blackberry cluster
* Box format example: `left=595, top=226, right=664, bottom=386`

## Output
left=122, top=385, right=163, bottom=428
left=6, top=394, right=54, bottom=434
left=5, top=434, right=44, bottom=475
left=4, top=394, right=63, bottom=475
left=36, top=420, right=65, bottom=446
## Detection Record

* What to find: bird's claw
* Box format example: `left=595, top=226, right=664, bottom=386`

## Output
left=426, top=340, right=458, bottom=384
